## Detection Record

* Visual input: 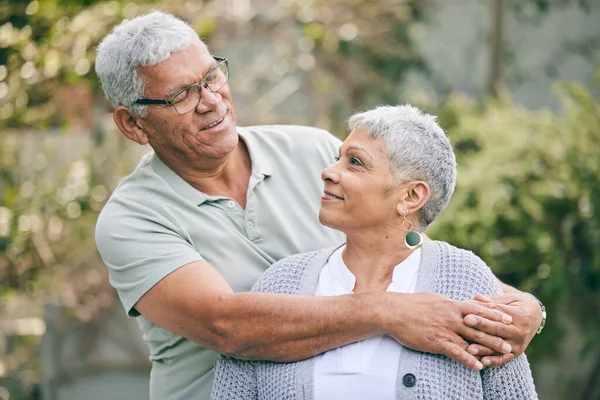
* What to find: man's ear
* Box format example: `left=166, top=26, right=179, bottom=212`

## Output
left=113, top=106, right=149, bottom=145
left=395, top=181, right=430, bottom=216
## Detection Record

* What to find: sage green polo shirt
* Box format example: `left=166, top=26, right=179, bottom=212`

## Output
left=95, top=125, right=345, bottom=400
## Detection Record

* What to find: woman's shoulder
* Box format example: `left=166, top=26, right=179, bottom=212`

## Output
left=427, top=240, right=502, bottom=299
left=251, top=247, right=337, bottom=294
left=430, top=240, right=488, bottom=267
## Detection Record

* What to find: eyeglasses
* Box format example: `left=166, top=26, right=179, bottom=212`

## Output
left=135, top=56, right=229, bottom=115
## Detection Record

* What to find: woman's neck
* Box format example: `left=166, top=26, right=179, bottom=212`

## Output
left=342, top=229, right=414, bottom=293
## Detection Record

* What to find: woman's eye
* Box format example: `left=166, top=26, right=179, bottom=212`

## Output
left=333, top=156, right=340, bottom=162
left=350, top=157, right=362, bottom=166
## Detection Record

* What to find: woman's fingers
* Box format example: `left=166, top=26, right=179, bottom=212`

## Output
left=473, top=294, right=492, bottom=303
left=466, top=343, right=496, bottom=357
left=481, top=352, right=516, bottom=368
left=458, top=325, right=512, bottom=354
left=439, top=341, right=484, bottom=371
left=461, top=301, right=512, bottom=324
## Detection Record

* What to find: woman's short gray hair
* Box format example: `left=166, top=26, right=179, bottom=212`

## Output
left=95, top=11, right=204, bottom=117
left=348, top=105, right=457, bottom=229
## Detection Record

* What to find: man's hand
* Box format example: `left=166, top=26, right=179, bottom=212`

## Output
left=386, top=292, right=513, bottom=371
left=464, top=292, right=543, bottom=367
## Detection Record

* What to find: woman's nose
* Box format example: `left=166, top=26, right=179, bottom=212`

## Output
left=321, top=162, right=341, bottom=183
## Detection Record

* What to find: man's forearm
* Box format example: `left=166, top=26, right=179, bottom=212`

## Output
left=180, top=290, right=512, bottom=370
left=188, top=291, right=387, bottom=362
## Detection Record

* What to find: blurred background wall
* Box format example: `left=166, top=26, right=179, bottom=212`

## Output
left=1, top=0, right=599, bottom=399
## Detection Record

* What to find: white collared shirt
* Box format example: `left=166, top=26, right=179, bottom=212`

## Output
left=313, top=245, right=422, bottom=400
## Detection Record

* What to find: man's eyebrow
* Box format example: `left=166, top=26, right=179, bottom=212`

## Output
left=164, top=60, right=219, bottom=99
left=165, top=85, right=186, bottom=99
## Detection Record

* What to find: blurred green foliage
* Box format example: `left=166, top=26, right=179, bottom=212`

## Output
left=0, top=0, right=599, bottom=399
left=430, top=78, right=600, bottom=396
left=0, top=0, right=160, bottom=129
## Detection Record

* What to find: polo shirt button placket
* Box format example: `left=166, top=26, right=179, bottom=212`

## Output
left=226, top=200, right=236, bottom=209
left=246, top=221, right=254, bottom=229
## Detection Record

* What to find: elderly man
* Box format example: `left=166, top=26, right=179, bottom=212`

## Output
left=94, top=11, right=544, bottom=400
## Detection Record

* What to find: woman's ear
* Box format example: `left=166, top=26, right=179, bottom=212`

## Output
left=396, top=181, right=430, bottom=215
left=113, top=106, right=149, bottom=145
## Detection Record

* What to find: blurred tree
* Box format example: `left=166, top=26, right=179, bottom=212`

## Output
left=430, top=76, right=600, bottom=399
left=0, top=0, right=161, bottom=129
left=293, top=0, right=428, bottom=132
left=1, top=0, right=598, bottom=398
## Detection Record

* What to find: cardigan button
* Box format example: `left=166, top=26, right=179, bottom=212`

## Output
left=403, top=373, right=416, bottom=387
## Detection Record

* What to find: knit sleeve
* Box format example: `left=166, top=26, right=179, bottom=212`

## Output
left=470, top=253, right=538, bottom=399
left=440, top=243, right=538, bottom=399
left=433, top=242, right=503, bottom=300
left=211, top=356, right=258, bottom=400
left=250, top=251, right=319, bottom=294
left=481, top=354, right=538, bottom=399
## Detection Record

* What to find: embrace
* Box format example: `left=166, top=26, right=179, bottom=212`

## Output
left=95, top=11, right=542, bottom=400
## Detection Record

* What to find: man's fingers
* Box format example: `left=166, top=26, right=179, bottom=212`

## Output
left=462, top=302, right=512, bottom=324
left=440, top=341, right=484, bottom=371
left=481, top=352, right=516, bottom=368
left=466, top=344, right=497, bottom=357
left=458, top=325, right=512, bottom=354
left=464, top=314, right=521, bottom=339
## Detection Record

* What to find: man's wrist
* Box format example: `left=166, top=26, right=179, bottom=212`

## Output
left=372, top=292, right=408, bottom=336
left=523, top=292, right=546, bottom=334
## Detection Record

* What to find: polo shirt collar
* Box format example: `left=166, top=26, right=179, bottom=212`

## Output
left=237, top=127, right=272, bottom=178
left=150, top=153, right=208, bottom=205
left=149, top=126, right=272, bottom=206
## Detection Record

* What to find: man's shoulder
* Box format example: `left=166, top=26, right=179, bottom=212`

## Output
left=242, top=124, right=332, bottom=136
left=102, top=152, right=170, bottom=209
left=240, top=124, right=341, bottom=146
left=96, top=153, right=175, bottom=232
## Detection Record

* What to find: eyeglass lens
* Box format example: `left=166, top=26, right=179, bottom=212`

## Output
left=172, top=62, right=229, bottom=114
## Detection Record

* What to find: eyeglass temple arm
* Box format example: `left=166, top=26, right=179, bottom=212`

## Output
left=135, top=99, right=170, bottom=105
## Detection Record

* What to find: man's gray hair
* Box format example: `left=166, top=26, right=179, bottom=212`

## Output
left=348, top=104, right=457, bottom=229
left=95, top=11, right=204, bottom=116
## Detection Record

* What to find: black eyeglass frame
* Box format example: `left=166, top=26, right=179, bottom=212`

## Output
left=134, top=56, right=228, bottom=113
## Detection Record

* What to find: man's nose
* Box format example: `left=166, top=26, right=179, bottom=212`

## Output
left=195, top=86, right=221, bottom=111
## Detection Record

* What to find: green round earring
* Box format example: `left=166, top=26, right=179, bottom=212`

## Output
left=402, top=212, right=423, bottom=250
left=405, top=231, right=423, bottom=250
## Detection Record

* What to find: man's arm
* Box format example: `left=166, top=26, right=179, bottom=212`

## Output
left=134, top=260, right=513, bottom=370
left=463, top=279, right=544, bottom=367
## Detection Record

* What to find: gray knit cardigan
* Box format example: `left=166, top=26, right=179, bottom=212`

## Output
left=211, top=241, right=538, bottom=400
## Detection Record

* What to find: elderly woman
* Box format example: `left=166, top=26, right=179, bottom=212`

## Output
left=210, top=105, right=537, bottom=400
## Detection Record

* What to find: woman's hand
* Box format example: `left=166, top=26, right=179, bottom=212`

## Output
left=463, top=293, right=543, bottom=367
left=385, top=292, right=514, bottom=371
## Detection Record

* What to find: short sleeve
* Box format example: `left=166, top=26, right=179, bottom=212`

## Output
left=95, top=196, right=203, bottom=316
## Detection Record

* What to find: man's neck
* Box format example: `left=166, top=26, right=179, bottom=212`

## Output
left=159, top=140, right=252, bottom=208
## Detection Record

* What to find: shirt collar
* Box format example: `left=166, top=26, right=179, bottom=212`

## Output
left=149, top=126, right=272, bottom=206
left=328, top=246, right=356, bottom=292
left=237, top=126, right=273, bottom=178
left=149, top=153, right=208, bottom=206
left=328, top=245, right=423, bottom=292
